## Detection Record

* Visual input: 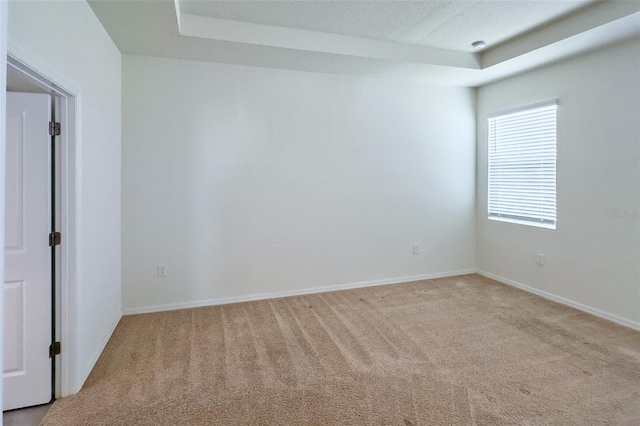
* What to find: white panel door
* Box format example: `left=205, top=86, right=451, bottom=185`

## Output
left=3, top=92, right=52, bottom=410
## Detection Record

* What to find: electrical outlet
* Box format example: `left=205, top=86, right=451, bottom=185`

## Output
left=413, top=244, right=421, bottom=255
left=157, top=264, right=167, bottom=277
left=536, top=253, right=545, bottom=266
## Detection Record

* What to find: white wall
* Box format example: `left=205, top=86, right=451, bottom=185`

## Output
left=477, top=38, right=640, bottom=327
left=122, top=55, right=476, bottom=312
left=8, top=1, right=122, bottom=392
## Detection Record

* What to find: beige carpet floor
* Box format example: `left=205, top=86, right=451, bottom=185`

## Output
left=41, top=274, right=640, bottom=425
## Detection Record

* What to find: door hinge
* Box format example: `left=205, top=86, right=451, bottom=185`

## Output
left=49, top=342, right=61, bottom=358
left=49, top=121, right=61, bottom=136
left=49, top=232, right=61, bottom=247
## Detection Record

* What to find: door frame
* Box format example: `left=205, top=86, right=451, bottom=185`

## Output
left=6, top=44, right=79, bottom=399
left=1, top=0, right=7, bottom=411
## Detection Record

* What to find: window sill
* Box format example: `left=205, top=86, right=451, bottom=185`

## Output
left=488, top=216, right=556, bottom=230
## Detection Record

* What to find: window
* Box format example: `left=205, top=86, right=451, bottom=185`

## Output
left=488, top=100, right=557, bottom=229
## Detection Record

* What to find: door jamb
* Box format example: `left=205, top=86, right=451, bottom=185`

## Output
left=6, top=46, right=79, bottom=398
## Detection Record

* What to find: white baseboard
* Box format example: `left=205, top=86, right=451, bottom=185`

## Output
left=79, top=310, right=123, bottom=388
left=122, top=268, right=477, bottom=316
left=477, top=269, right=640, bottom=331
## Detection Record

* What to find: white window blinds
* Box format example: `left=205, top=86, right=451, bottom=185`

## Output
left=488, top=101, right=557, bottom=229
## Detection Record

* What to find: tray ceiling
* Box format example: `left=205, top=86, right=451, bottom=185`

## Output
left=88, top=0, right=640, bottom=86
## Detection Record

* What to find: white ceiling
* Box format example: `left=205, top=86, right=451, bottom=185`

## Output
left=179, top=0, right=593, bottom=53
left=6, top=66, right=49, bottom=94
left=88, top=0, right=640, bottom=87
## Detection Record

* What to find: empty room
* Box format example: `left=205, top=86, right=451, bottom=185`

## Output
left=2, top=0, right=639, bottom=424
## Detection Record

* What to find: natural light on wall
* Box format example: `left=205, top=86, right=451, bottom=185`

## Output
left=488, top=100, right=557, bottom=229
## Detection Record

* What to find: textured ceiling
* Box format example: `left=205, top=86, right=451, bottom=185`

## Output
left=179, top=0, right=594, bottom=52
left=88, top=0, right=640, bottom=86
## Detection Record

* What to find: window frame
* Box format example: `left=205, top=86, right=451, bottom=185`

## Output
left=487, top=100, right=558, bottom=230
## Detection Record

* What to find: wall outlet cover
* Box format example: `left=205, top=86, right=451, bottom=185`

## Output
left=158, top=264, right=168, bottom=277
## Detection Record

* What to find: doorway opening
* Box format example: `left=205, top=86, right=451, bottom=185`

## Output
left=4, top=51, right=78, bottom=406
